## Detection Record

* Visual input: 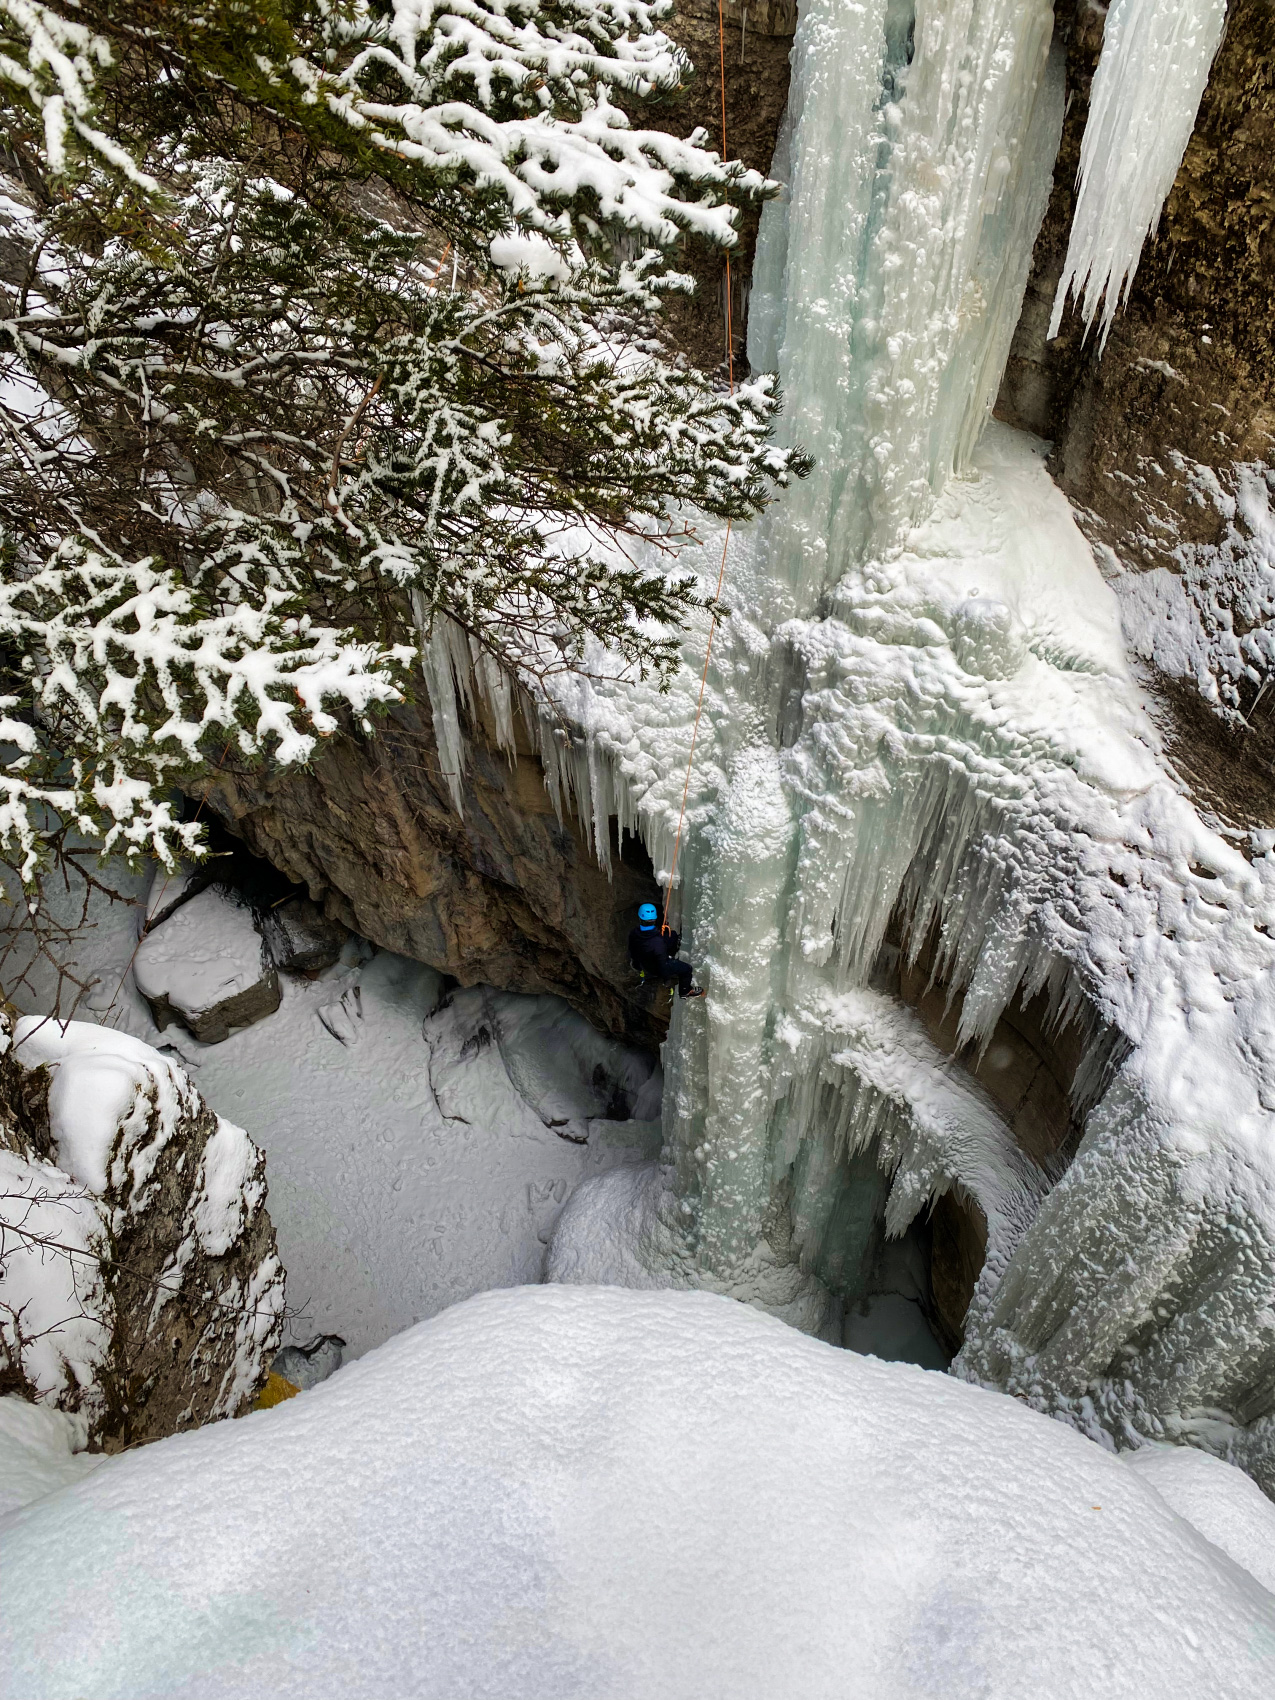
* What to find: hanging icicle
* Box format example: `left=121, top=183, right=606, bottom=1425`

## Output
left=1048, top=0, right=1227, bottom=350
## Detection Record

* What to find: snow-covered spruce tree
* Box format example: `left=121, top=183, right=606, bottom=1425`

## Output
left=0, top=0, right=806, bottom=912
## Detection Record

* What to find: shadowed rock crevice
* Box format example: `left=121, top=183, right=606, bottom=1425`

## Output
left=201, top=696, right=666, bottom=1050
left=870, top=909, right=1128, bottom=1353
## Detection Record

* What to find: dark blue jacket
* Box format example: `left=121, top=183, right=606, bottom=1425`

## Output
left=628, top=923, right=681, bottom=973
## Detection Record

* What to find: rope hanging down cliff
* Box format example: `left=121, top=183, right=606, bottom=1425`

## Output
left=662, top=0, right=736, bottom=929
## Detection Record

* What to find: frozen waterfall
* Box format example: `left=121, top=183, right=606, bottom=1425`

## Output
left=432, top=0, right=1275, bottom=1494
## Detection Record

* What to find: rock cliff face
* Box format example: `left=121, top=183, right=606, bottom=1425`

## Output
left=0, top=1016, right=284, bottom=1450
left=203, top=697, right=667, bottom=1050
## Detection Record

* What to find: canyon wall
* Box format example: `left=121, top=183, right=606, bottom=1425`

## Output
left=203, top=698, right=667, bottom=1050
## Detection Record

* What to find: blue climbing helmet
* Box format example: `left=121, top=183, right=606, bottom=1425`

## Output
left=637, top=902, right=658, bottom=928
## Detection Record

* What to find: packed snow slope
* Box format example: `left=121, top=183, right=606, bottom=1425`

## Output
left=3, top=1286, right=1275, bottom=1700
left=1125, top=1443, right=1275, bottom=1598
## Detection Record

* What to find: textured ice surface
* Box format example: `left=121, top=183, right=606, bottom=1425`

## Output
left=535, top=0, right=1275, bottom=1496
left=745, top=0, right=1061, bottom=602
left=549, top=426, right=1168, bottom=1288
left=1049, top=0, right=1227, bottom=349
left=545, top=417, right=1275, bottom=1484
left=2, top=1287, right=1273, bottom=1700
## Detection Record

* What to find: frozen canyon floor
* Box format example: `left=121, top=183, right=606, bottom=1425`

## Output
left=1, top=873, right=669, bottom=1363
left=2, top=879, right=1275, bottom=1697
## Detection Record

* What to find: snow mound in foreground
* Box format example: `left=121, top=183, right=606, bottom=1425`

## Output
left=3, top=1286, right=1274, bottom=1700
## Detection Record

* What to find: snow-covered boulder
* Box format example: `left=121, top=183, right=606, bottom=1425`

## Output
left=3, top=1286, right=1273, bottom=1699
left=0, top=1015, right=284, bottom=1449
left=134, top=885, right=281, bottom=1043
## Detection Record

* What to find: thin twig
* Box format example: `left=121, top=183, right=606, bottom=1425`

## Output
left=327, top=372, right=384, bottom=505
left=0, top=1215, right=292, bottom=1326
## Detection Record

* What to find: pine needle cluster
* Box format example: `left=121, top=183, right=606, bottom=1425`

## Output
left=0, top=0, right=807, bottom=893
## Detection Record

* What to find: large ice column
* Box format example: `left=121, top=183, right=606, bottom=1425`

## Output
left=1048, top=0, right=1227, bottom=350
left=741, top=0, right=900, bottom=617
left=751, top=0, right=1060, bottom=618
left=849, top=0, right=1061, bottom=542
left=664, top=739, right=798, bottom=1275
left=548, top=0, right=1068, bottom=1326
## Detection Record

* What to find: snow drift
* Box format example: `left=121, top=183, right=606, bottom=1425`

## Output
left=2, top=1285, right=1274, bottom=1700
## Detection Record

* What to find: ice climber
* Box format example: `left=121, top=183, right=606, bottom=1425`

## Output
left=628, top=903, right=705, bottom=1000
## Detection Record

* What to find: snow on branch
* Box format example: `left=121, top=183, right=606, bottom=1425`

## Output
left=0, top=533, right=408, bottom=889
left=3, top=1, right=768, bottom=254
left=0, top=0, right=156, bottom=186
left=337, top=0, right=687, bottom=106
left=293, top=0, right=767, bottom=250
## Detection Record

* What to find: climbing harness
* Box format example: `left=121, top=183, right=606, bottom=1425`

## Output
left=661, top=0, right=735, bottom=930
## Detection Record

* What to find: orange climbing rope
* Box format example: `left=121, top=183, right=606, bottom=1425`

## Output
left=661, top=0, right=735, bottom=929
